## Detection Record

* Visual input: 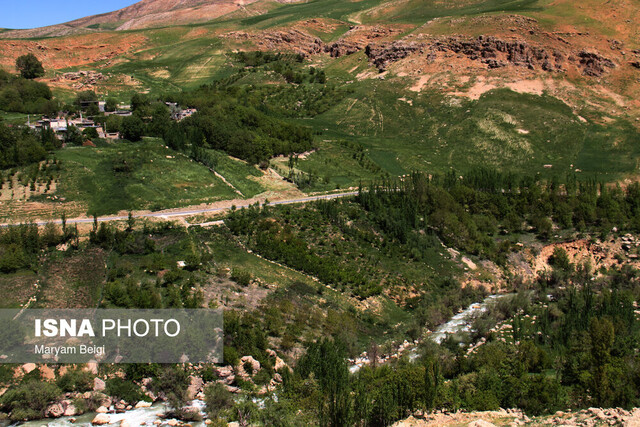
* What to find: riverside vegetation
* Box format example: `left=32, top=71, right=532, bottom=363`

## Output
left=1, top=2, right=640, bottom=423
left=1, top=169, right=640, bottom=424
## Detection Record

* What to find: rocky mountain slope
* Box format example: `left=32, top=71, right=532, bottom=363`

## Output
left=0, top=0, right=638, bottom=124
left=0, top=0, right=269, bottom=38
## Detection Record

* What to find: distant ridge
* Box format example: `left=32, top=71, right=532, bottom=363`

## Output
left=0, top=0, right=265, bottom=38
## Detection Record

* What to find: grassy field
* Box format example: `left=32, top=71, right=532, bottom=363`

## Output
left=294, top=82, right=640, bottom=186
left=54, top=138, right=239, bottom=215
left=203, top=150, right=266, bottom=198
left=0, top=111, right=29, bottom=125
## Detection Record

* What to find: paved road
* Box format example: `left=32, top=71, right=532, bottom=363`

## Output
left=1, top=191, right=359, bottom=227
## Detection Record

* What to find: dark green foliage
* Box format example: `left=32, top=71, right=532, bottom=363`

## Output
left=0, top=381, right=61, bottom=421
left=120, top=116, right=145, bottom=142
left=164, top=99, right=314, bottom=164
left=0, top=70, right=56, bottom=114
left=75, top=91, right=99, bottom=116
left=0, top=222, right=65, bottom=273
left=15, top=54, right=44, bottom=80
left=83, top=127, right=99, bottom=140
left=150, top=366, right=190, bottom=411
left=56, top=368, right=93, bottom=393
left=105, top=377, right=147, bottom=403
left=230, top=268, right=252, bottom=287
left=204, top=382, right=234, bottom=419
left=105, top=98, right=118, bottom=112
left=161, top=54, right=346, bottom=164
left=0, top=122, right=50, bottom=169
left=297, top=338, right=353, bottom=426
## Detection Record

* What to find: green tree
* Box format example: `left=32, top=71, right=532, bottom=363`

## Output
left=424, top=356, right=440, bottom=412
left=15, top=54, right=45, bottom=79
left=589, top=317, right=615, bottom=406
left=105, top=98, right=118, bottom=112
left=297, top=339, right=353, bottom=427
left=120, top=116, right=145, bottom=141
left=83, top=127, right=99, bottom=140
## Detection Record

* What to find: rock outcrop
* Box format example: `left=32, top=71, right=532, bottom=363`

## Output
left=364, top=36, right=567, bottom=73
left=577, top=50, right=616, bottom=76
left=222, top=30, right=324, bottom=57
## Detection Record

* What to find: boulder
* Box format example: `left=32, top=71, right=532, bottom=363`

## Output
left=85, top=362, right=99, bottom=375
left=62, top=400, right=77, bottom=417
left=40, top=365, right=56, bottom=380
left=94, top=377, right=106, bottom=392
left=21, top=363, right=37, bottom=374
left=92, top=414, right=111, bottom=425
left=275, top=356, right=289, bottom=372
left=96, top=406, right=109, bottom=414
left=187, top=376, right=204, bottom=400
left=135, top=401, right=153, bottom=409
left=64, top=404, right=78, bottom=417
left=240, top=356, right=261, bottom=373
left=45, top=402, right=65, bottom=418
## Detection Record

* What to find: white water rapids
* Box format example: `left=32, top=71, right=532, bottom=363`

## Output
left=350, top=294, right=507, bottom=372
left=13, top=401, right=206, bottom=427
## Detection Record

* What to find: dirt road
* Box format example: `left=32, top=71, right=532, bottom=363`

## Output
left=0, top=191, right=359, bottom=227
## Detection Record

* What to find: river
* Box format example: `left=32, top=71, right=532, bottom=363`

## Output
left=12, top=401, right=206, bottom=427
left=9, top=295, right=506, bottom=425
left=350, top=294, right=507, bottom=372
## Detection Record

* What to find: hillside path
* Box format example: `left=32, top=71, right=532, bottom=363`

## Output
left=0, top=191, right=359, bottom=227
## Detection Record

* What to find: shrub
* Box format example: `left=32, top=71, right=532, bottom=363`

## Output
left=0, top=381, right=61, bottom=421
left=57, top=368, right=93, bottom=393
left=204, top=382, right=234, bottom=419
left=231, top=269, right=252, bottom=287
left=105, top=378, right=147, bottom=404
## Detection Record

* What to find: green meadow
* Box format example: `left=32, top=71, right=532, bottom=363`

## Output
left=54, top=139, right=239, bottom=215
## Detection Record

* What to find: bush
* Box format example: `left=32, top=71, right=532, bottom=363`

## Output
left=149, top=366, right=190, bottom=411
left=57, top=368, right=93, bottom=393
left=230, top=269, right=252, bottom=287
left=204, top=382, right=234, bottom=419
left=105, top=378, right=147, bottom=404
left=223, top=346, right=240, bottom=366
left=0, top=381, right=61, bottom=421
left=120, top=116, right=145, bottom=142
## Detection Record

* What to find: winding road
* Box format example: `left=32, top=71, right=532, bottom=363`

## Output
left=0, top=191, right=360, bottom=227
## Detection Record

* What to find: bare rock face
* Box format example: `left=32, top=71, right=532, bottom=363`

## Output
left=222, top=30, right=324, bottom=57
left=240, top=356, right=261, bottom=374
left=326, top=26, right=405, bottom=58
left=364, top=36, right=566, bottom=73
left=362, top=35, right=615, bottom=77
left=578, top=50, right=616, bottom=76
left=326, top=41, right=363, bottom=58
left=365, top=42, right=425, bottom=71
